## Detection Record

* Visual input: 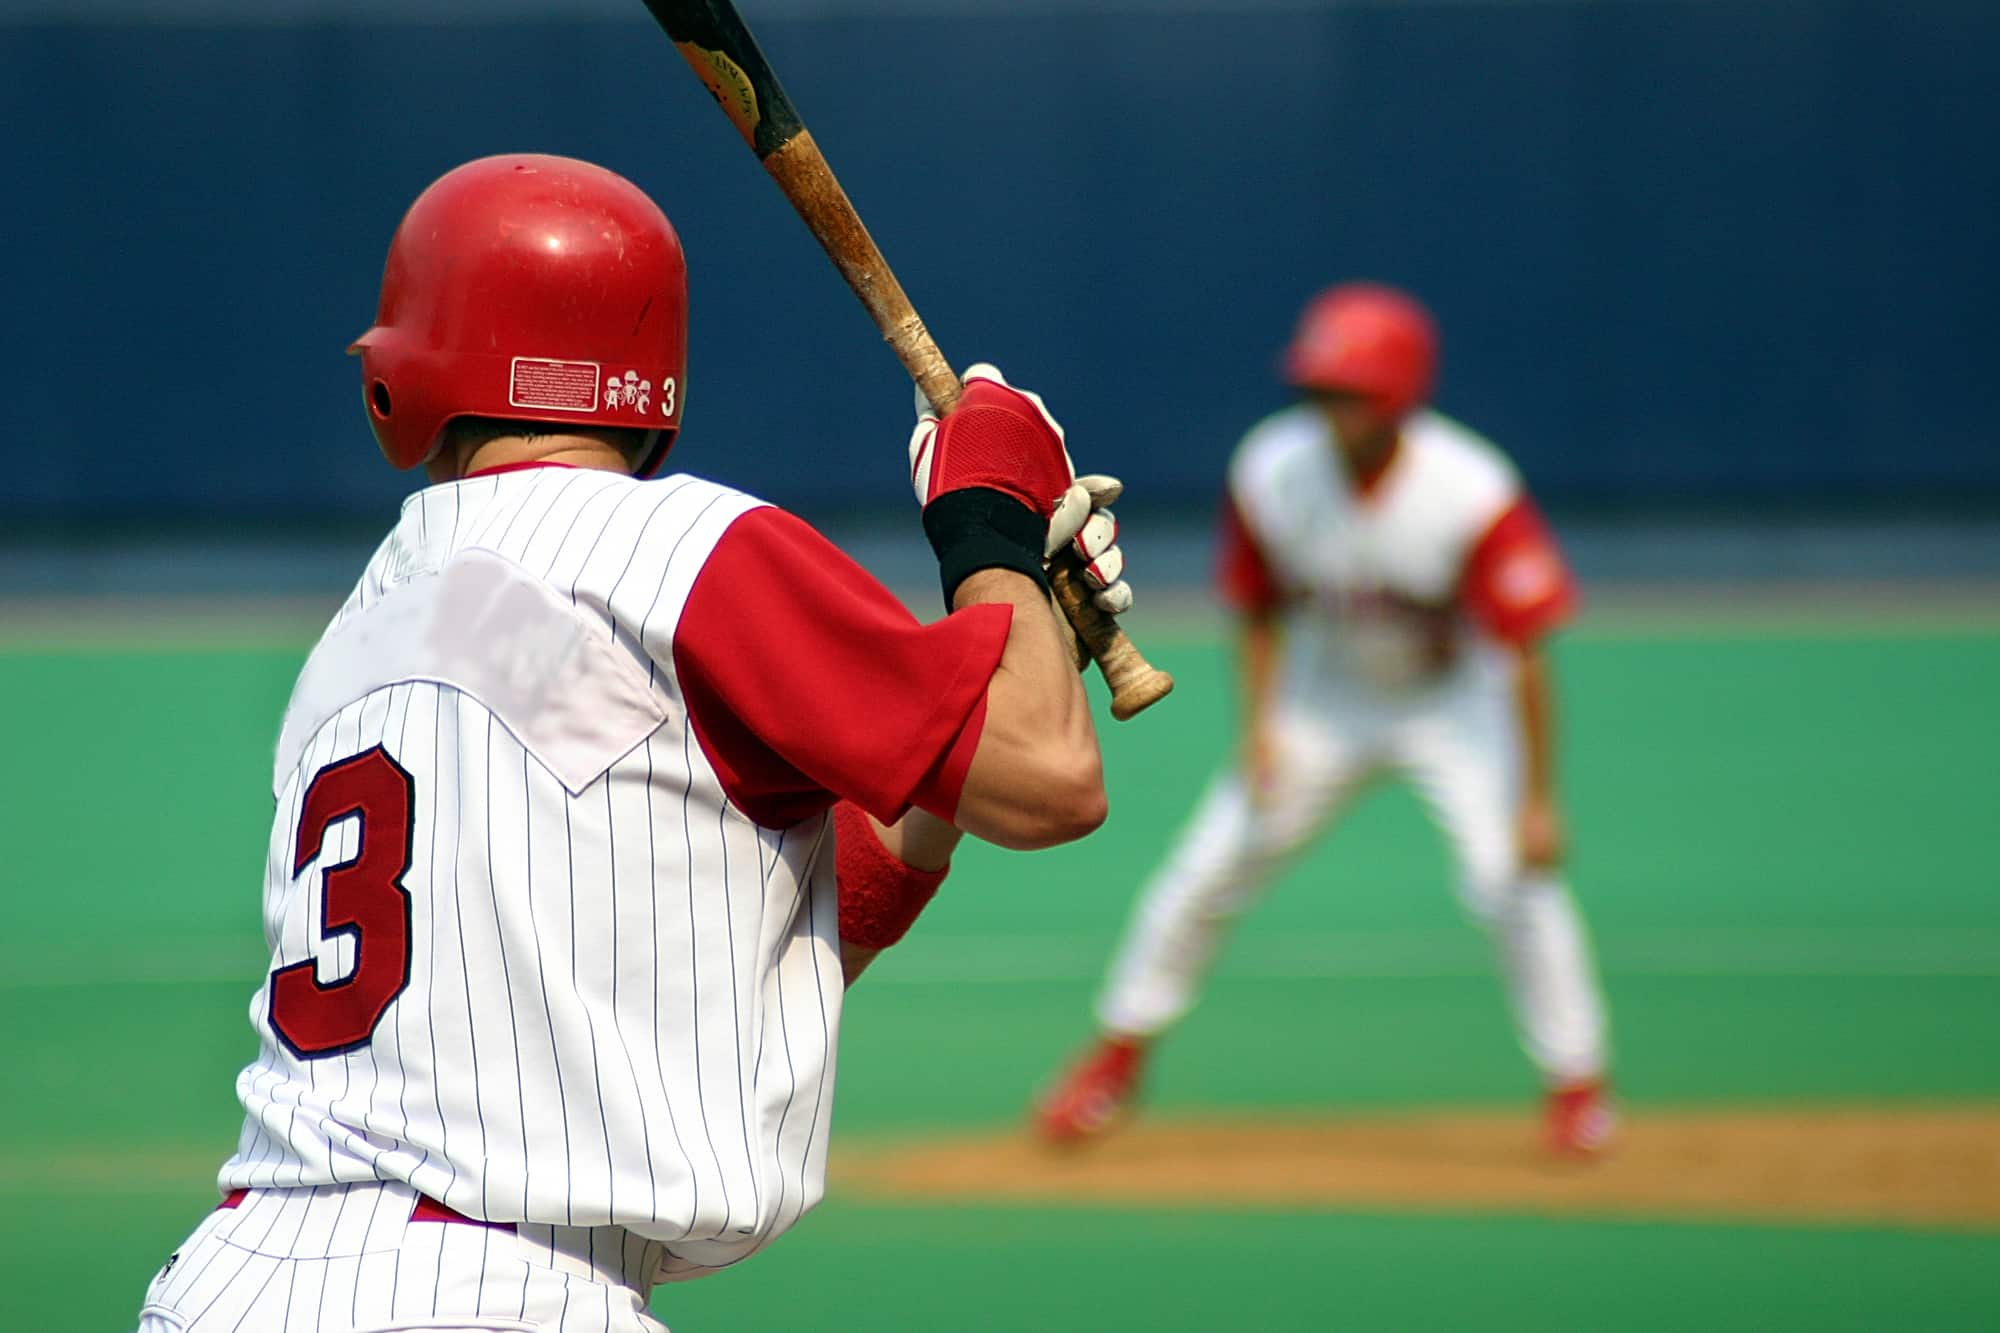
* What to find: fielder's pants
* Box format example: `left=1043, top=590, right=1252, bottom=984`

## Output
left=1096, top=667, right=1610, bottom=1083
left=136, top=1182, right=669, bottom=1333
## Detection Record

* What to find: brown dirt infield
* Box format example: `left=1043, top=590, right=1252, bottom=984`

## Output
left=832, top=1105, right=2000, bottom=1230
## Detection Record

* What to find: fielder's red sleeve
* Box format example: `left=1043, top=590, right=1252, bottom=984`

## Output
left=1216, top=490, right=1283, bottom=614
left=673, top=506, right=1011, bottom=828
left=1459, top=496, right=1578, bottom=645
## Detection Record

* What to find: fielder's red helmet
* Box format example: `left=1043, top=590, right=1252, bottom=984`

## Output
left=1281, top=282, right=1438, bottom=419
left=351, top=154, right=689, bottom=476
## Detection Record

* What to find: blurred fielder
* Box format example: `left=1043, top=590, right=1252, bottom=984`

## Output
left=1034, top=282, right=1614, bottom=1157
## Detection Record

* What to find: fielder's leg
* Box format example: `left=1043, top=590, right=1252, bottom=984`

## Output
left=1035, top=708, right=1372, bottom=1142
left=1395, top=679, right=1613, bottom=1152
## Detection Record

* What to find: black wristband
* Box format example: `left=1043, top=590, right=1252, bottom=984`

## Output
left=921, top=487, right=1050, bottom=610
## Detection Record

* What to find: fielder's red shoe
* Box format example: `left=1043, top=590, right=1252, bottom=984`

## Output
left=1033, top=1036, right=1148, bottom=1145
left=1545, top=1078, right=1616, bottom=1157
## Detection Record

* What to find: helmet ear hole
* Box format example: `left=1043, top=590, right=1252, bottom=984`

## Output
left=371, top=381, right=393, bottom=418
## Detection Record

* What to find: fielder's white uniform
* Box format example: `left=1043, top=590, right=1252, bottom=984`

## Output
left=139, top=463, right=1010, bottom=1332
left=1097, top=406, right=1609, bottom=1082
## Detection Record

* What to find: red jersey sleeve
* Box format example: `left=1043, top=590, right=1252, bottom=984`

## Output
left=1459, top=495, right=1579, bottom=646
left=673, top=506, right=1011, bottom=829
left=1216, top=489, right=1283, bottom=614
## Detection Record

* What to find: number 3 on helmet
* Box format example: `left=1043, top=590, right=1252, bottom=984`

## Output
left=350, top=153, right=690, bottom=478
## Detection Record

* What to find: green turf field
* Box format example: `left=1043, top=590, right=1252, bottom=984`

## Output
left=3, top=611, right=1997, bottom=1329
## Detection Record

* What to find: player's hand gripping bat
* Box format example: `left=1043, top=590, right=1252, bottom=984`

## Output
left=640, top=0, right=1173, bottom=721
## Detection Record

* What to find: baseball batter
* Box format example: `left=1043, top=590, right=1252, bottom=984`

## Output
left=1034, top=283, right=1614, bottom=1156
left=135, top=154, right=1132, bottom=1332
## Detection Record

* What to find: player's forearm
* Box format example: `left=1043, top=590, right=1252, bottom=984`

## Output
left=1514, top=643, right=1557, bottom=801
left=949, top=568, right=1106, bottom=849
left=869, top=807, right=962, bottom=870
left=839, top=941, right=883, bottom=987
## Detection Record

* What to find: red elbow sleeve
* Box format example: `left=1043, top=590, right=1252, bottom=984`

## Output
left=834, top=801, right=949, bottom=951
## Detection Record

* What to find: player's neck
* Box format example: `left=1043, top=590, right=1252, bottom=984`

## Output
left=1340, top=431, right=1401, bottom=498
left=430, top=434, right=634, bottom=483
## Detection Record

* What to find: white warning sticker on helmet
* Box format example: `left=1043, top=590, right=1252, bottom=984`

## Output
left=509, top=358, right=601, bottom=412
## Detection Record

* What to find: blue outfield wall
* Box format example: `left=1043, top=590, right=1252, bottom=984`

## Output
left=1, top=1, right=1995, bottom=525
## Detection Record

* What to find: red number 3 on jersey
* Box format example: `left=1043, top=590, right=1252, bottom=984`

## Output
left=268, top=746, right=415, bottom=1058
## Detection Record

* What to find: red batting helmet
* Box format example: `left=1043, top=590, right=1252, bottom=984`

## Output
left=351, top=154, right=689, bottom=476
left=1281, top=282, right=1438, bottom=419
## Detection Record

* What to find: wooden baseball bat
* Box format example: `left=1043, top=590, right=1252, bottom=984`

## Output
left=640, top=0, right=1173, bottom=722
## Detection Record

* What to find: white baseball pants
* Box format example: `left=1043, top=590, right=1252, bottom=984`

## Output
left=135, top=1183, right=669, bottom=1333
left=1096, top=667, right=1609, bottom=1083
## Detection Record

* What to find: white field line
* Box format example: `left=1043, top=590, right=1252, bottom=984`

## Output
left=6, top=928, right=1999, bottom=992
left=4, top=583, right=2000, bottom=653
left=862, top=928, right=2000, bottom=984
left=0, top=1145, right=233, bottom=1195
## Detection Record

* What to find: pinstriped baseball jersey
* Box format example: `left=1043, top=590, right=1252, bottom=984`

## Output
left=1223, top=406, right=1574, bottom=689
left=217, top=463, right=1005, bottom=1282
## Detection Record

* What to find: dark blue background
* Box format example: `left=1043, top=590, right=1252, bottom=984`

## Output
left=3, top=1, right=1994, bottom=525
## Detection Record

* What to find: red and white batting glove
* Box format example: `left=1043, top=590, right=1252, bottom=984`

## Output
left=909, top=363, right=1093, bottom=608
left=1063, top=474, right=1134, bottom=614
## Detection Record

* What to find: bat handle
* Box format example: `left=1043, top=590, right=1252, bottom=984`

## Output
left=1048, top=558, right=1175, bottom=721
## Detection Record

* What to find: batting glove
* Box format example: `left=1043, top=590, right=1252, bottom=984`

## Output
left=1062, top=474, right=1134, bottom=614
left=908, top=363, right=1092, bottom=608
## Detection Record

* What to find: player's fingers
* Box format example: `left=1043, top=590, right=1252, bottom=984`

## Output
left=1076, top=474, right=1123, bottom=508
left=1081, top=544, right=1125, bottom=589
left=1072, top=510, right=1117, bottom=563
left=1044, top=481, right=1092, bottom=557
left=907, top=418, right=940, bottom=504
left=1092, top=580, right=1134, bottom=615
